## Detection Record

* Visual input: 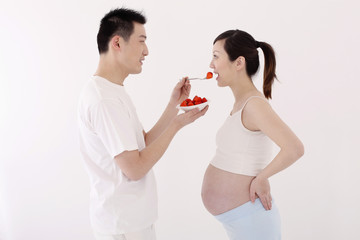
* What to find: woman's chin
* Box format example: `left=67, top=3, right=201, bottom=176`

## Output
left=217, top=81, right=226, bottom=87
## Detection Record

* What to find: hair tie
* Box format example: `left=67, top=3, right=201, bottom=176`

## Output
left=256, top=41, right=261, bottom=48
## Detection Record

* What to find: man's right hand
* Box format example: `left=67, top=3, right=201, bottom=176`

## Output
left=169, top=77, right=191, bottom=106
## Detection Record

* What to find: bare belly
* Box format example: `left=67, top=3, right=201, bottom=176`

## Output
left=201, top=164, right=255, bottom=215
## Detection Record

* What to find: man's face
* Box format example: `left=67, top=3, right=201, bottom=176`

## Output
left=120, top=22, right=149, bottom=74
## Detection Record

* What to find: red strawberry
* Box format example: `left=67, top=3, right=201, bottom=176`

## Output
left=193, top=96, right=201, bottom=102
left=180, top=100, right=187, bottom=106
left=206, top=72, right=213, bottom=79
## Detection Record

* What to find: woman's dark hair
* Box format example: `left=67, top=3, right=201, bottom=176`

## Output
left=214, top=30, right=277, bottom=99
left=97, top=8, right=146, bottom=54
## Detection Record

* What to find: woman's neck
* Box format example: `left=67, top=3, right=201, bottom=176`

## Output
left=230, top=77, right=259, bottom=103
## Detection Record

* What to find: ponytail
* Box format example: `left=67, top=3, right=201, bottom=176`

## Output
left=257, top=41, right=277, bottom=99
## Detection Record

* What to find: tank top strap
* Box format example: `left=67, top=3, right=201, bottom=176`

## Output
left=241, top=96, right=268, bottom=110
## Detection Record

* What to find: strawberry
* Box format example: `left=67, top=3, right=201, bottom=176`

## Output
left=193, top=96, right=202, bottom=102
left=180, top=95, right=208, bottom=107
left=180, top=100, right=187, bottom=106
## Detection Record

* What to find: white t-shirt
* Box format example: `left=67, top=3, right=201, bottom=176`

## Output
left=78, top=76, right=157, bottom=234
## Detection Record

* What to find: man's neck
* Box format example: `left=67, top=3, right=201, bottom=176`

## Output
left=95, top=56, right=128, bottom=86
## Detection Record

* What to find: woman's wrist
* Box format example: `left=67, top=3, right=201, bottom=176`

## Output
left=256, top=172, right=269, bottom=180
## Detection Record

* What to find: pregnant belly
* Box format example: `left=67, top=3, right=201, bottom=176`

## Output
left=201, top=164, right=255, bottom=215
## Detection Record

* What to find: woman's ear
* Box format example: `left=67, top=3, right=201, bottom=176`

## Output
left=235, top=56, right=246, bottom=71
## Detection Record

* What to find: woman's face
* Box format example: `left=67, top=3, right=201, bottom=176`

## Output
left=209, top=40, right=236, bottom=87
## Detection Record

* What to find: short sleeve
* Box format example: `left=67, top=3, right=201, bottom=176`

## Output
left=92, top=99, right=139, bottom=158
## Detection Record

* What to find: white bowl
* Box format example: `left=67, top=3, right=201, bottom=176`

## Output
left=176, top=100, right=210, bottom=112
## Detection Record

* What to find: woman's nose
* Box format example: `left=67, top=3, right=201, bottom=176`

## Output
left=209, top=61, right=214, bottom=69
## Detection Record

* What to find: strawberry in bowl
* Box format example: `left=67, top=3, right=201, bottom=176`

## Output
left=177, top=95, right=209, bottom=112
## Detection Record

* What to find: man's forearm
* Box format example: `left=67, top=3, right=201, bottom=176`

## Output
left=144, top=102, right=179, bottom=145
left=116, top=120, right=181, bottom=181
left=116, top=105, right=207, bottom=181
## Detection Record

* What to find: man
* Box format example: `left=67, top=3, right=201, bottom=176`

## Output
left=78, top=8, right=208, bottom=240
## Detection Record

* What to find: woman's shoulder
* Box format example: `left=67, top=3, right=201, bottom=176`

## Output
left=242, top=94, right=270, bottom=111
left=238, top=94, right=273, bottom=131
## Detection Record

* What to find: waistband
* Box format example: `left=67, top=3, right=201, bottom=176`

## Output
left=215, top=199, right=276, bottom=223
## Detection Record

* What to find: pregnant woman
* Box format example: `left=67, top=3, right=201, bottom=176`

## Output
left=201, top=29, right=304, bottom=240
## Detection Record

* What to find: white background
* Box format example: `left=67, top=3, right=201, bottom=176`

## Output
left=1, top=0, right=359, bottom=239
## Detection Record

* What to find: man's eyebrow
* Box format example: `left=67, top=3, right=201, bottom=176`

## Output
left=139, top=35, right=147, bottom=39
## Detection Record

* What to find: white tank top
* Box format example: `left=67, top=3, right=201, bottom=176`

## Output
left=210, top=96, right=273, bottom=176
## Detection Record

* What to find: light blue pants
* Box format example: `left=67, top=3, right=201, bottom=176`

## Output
left=214, top=199, right=281, bottom=240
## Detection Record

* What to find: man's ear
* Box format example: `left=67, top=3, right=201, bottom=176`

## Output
left=110, top=35, right=123, bottom=51
left=235, top=56, right=246, bottom=71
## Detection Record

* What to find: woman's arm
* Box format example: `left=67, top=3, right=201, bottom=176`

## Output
left=243, top=98, right=304, bottom=210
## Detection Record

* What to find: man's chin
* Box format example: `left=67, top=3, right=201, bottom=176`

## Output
left=130, top=68, right=142, bottom=75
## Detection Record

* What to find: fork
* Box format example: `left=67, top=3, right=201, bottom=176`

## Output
left=187, top=72, right=213, bottom=80
left=187, top=77, right=209, bottom=80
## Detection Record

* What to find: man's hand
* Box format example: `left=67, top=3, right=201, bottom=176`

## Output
left=169, top=77, right=191, bottom=106
left=250, top=176, right=272, bottom=211
left=173, top=105, right=209, bottom=129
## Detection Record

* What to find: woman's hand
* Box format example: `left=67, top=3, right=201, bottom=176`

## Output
left=169, top=77, right=191, bottom=106
left=250, top=176, right=272, bottom=210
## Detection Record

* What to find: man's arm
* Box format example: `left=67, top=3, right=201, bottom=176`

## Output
left=115, top=106, right=208, bottom=181
left=144, top=77, right=191, bottom=146
left=143, top=102, right=179, bottom=146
